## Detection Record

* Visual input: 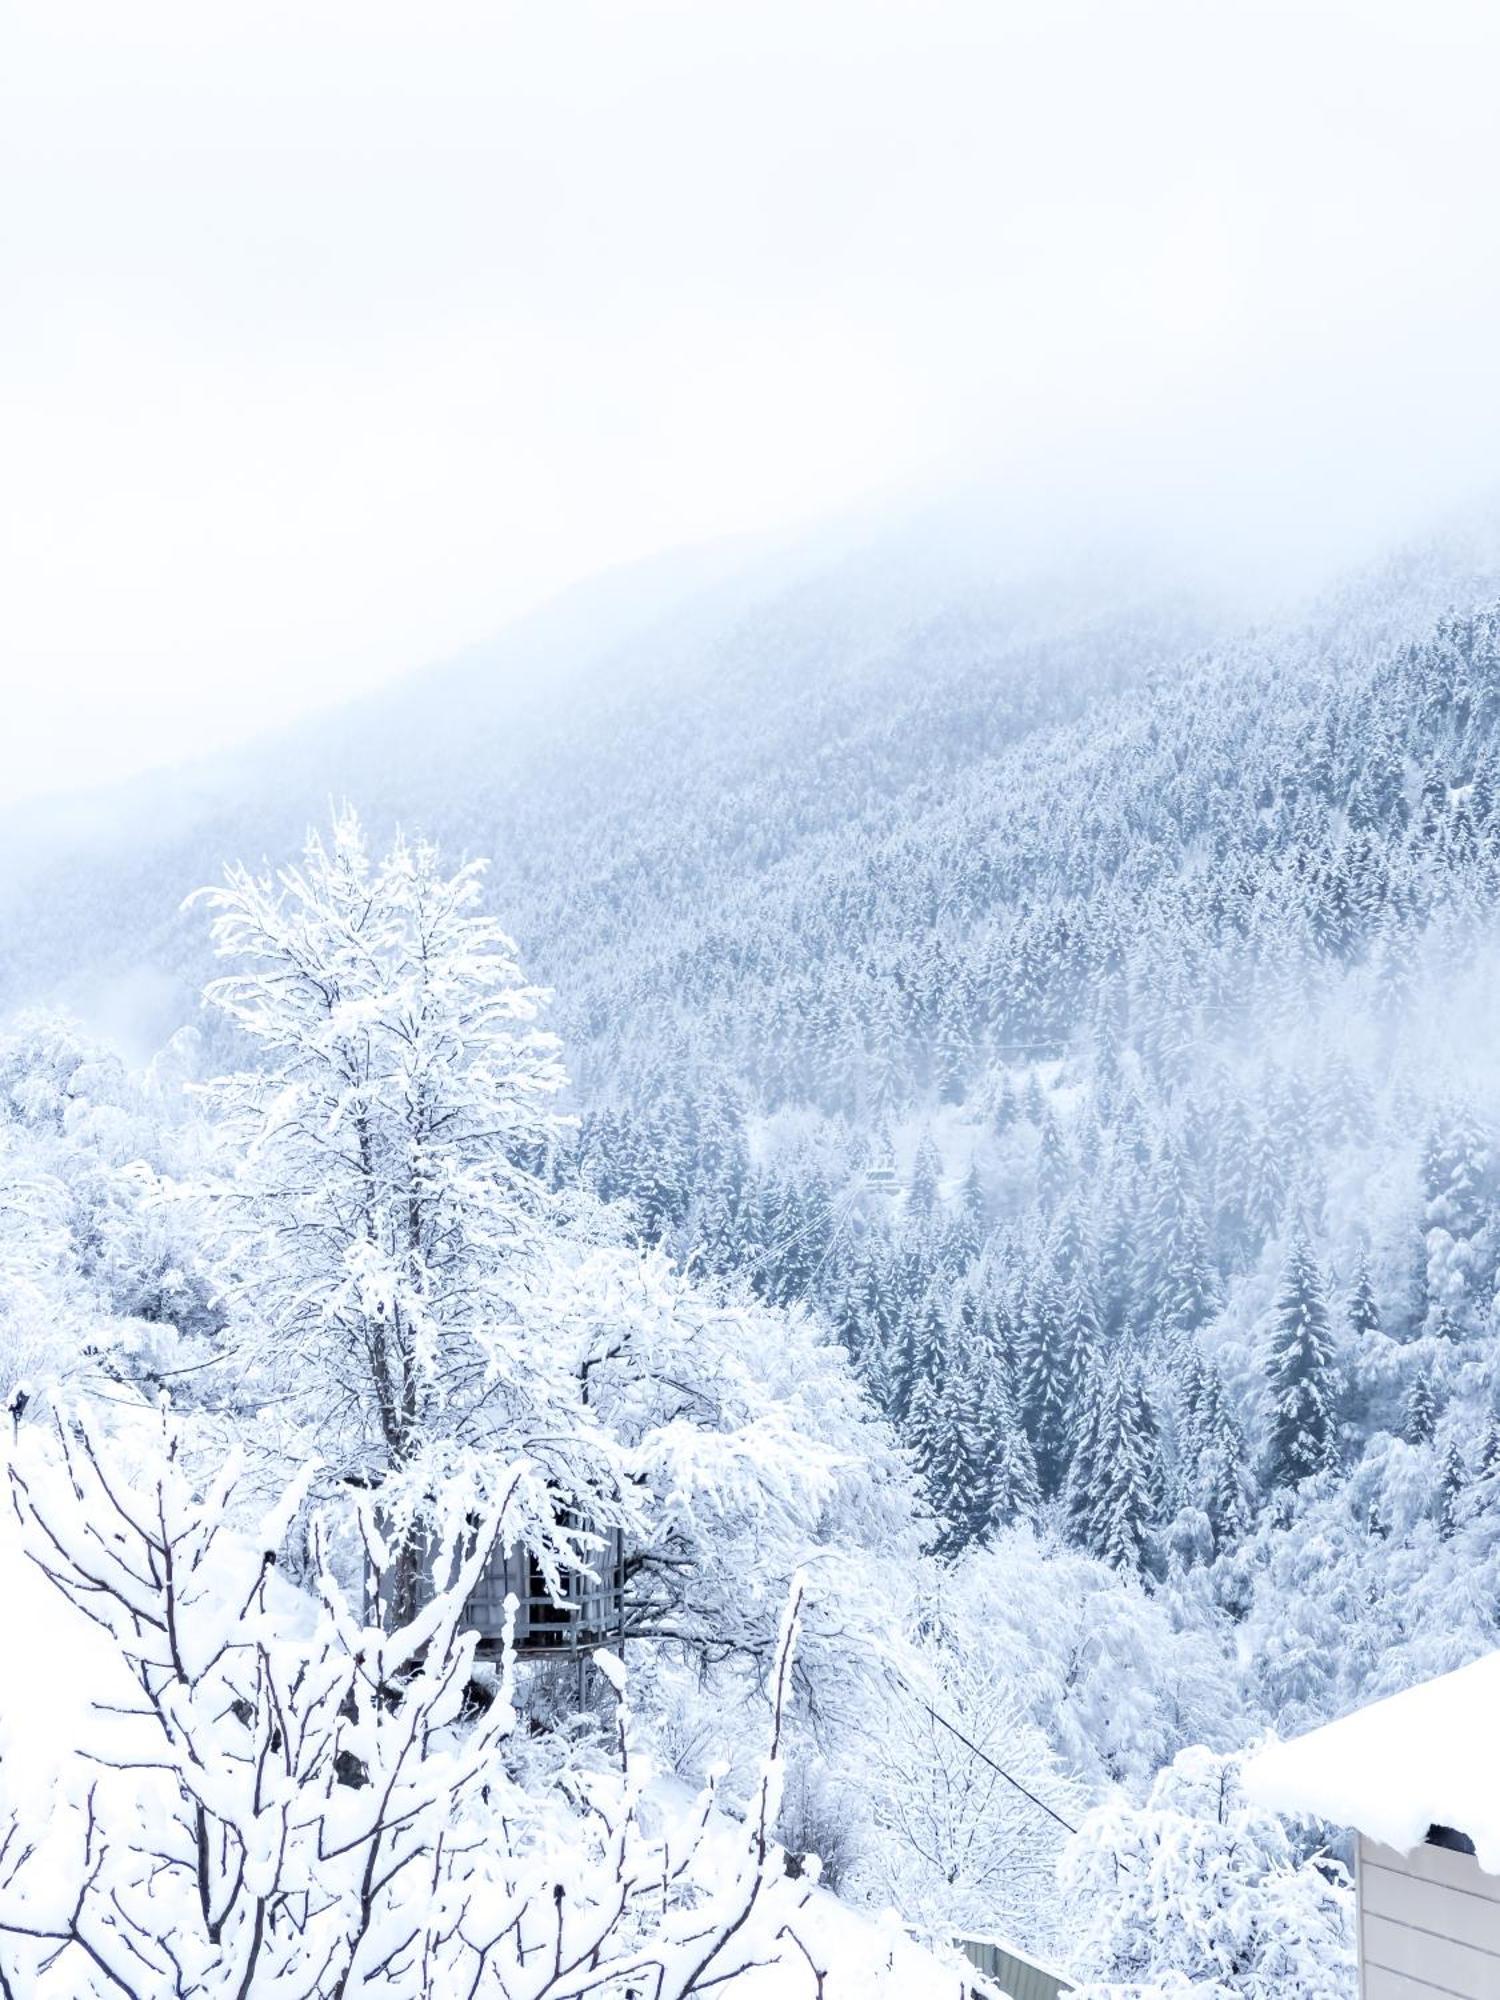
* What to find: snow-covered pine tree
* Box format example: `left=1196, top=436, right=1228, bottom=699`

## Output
left=1439, top=1438, right=1467, bottom=1539
left=1061, top=1268, right=1103, bottom=1421
left=981, top=1415, right=1042, bottom=1537
left=1063, top=1361, right=1104, bottom=1546
left=907, top=1131, right=942, bottom=1222
left=1402, top=1368, right=1438, bottom=1446
left=1020, top=1266, right=1073, bottom=1498
left=1244, top=1118, right=1287, bottom=1250
left=1080, top=1364, right=1157, bottom=1574
left=1347, top=1255, right=1381, bottom=1340
left=1264, top=1239, right=1338, bottom=1488
left=1131, top=1372, right=1168, bottom=1519
left=1174, top=1345, right=1211, bottom=1475
left=1034, top=1109, right=1071, bottom=1212
left=959, top=1158, right=987, bottom=1236
left=968, top=1346, right=1041, bottom=1538
left=871, top=1293, right=933, bottom=1427
left=1431, top=1301, right=1464, bottom=1344
left=1196, top=1374, right=1254, bottom=1554
left=905, top=1372, right=948, bottom=1524
left=1137, top=1139, right=1219, bottom=1342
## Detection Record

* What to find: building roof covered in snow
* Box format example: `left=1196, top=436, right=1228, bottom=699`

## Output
left=1243, top=1650, right=1500, bottom=1874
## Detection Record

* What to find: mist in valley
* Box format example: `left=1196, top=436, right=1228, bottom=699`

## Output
left=8, top=6, right=1500, bottom=1995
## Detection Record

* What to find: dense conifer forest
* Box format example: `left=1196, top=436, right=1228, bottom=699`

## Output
left=7, top=515, right=1500, bottom=1992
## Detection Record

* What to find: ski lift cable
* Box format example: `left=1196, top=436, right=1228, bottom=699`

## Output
left=748, top=1170, right=866, bottom=1283
left=803, top=1175, right=876, bottom=1290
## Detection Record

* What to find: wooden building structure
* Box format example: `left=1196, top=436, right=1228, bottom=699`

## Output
left=1246, top=1650, right=1500, bottom=1999
left=373, top=1511, right=626, bottom=1657
left=460, top=1524, right=626, bottom=1656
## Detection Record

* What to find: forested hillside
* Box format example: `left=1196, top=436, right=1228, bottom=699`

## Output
left=9, top=510, right=1500, bottom=1988
left=497, top=521, right=1500, bottom=1733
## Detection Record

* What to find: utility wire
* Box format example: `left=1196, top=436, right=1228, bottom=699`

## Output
left=906, top=1685, right=1080, bottom=1837
left=885, top=1661, right=1146, bottom=1878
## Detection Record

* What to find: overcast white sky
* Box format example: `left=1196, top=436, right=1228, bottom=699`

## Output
left=4, top=0, right=1500, bottom=806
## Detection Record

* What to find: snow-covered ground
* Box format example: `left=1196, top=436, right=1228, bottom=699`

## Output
left=0, top=1474, right=125, bottom=1793
left=735, top=1884, right=984, bottom=1998
left=0, top=1467, right=981, bottom=1999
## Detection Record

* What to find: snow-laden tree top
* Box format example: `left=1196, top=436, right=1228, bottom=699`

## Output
left=1244, top=1650, right=1500, bottom=1872
left=188, top=807, right=610, bottom=1557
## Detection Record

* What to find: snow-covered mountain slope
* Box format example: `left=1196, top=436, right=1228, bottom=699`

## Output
left=10, top=499, right=1500, bottom=1679
left=0, top=508, right=1229, bottom=1038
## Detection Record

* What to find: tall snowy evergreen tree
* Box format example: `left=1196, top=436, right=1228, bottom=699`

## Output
left=1034, top=1110, right=1071, bottom=1212
left=1439, top=1439, right=1467, bottom=1540
left=1263, top=1240, right=1338, bottom=1488
left=1402, top=1369, right=1437, bottom=1446
left=968, top=1347, right=1041, bottom=1538
left=1061, top=1270, right=1103, bottom=1421
left=1137, top=1141, right=1219, bottom=1342
left=1172, top=1359, right=1252, bottom=1558
left=978, top=1409, right=1042, bottom=1538
left=907, top=1133, right=942, bottom=1222
left=905, top=1374, right=947, bottom=1520
left=1020, top=1269, right=1073, bottom=1498
left=1063, top=1363, right=1104, bottom=1549
left=1081, top=1366, right=1157, bottom=1574
left=1347, top=1257, right=1381, bottom=1341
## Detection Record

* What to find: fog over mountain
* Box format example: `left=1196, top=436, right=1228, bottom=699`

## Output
left=13, top=0, right=1500, bottom=807
left=12, top=458, right=1500, bottom=1994
left=12, top=7, right=1500, bottom=1984
left=8, top=487, right=1500, bottom=1043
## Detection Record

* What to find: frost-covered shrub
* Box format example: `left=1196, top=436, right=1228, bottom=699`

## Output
left=1062, top=1746, right=1355, bottom=2000
left=775, top=1760, right=860, bottom=1893
left=0, top=1411, right=823, bottom=1999
left=844, top=1638, right=1079, bottom=1960
left=942, top=1531, right=1244, bottom=1795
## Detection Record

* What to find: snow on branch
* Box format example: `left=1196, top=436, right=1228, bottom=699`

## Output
left=0, top=1417, right=823, bottom=1998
